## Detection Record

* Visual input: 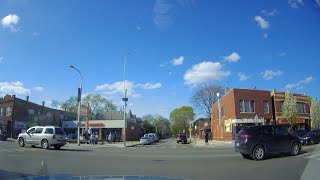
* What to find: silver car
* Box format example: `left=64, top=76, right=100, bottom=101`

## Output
left=18, top=126, right=67, bottom=150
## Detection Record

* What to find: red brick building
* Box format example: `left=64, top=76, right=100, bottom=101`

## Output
left=212, top=89, right=273, bottom=141
left=271, top=90, right=310, bottom=131
left=193, top=118, right=211, bottom=139
left=211, top=88, right=311, bottom=141
left=0, top=95, right=76, bottom=138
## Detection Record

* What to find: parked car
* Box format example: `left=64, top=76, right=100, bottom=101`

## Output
left=140, top=136, right=152, bottom=145
left=148, top=133, right=159, bottom=142
left=18, top=126, right=67, bottom=150
left=0, top=130, right=8, bottom=141
left=301, top=129, right=320, bottom=145
left=144, top=134, right=156, bottom=143
left=176, top=133, right=187, bottom=144
left=235, top=125, right=301, bottom=161
left=292, top=129, right=308, bottom=138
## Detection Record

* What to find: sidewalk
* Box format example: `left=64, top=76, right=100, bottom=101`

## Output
left=65, top=141, right=141, bottom=148
left=189, top=138, right=234, bottom=147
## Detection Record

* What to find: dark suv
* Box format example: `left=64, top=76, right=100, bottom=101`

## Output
left=301, top=129, right=320, bottom=145
left=235, top=125, right=301, bottom=160
left=177, top=133, right=187, bottom=144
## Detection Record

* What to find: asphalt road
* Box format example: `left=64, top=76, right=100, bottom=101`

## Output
left=0, top=138, right=319, bottom=180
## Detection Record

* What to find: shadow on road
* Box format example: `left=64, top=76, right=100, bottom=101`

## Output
left=25, top=146, right=92, bottom=152
left=0, top=169, right=32, bottom=179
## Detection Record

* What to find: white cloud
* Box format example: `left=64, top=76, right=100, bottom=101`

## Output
left=1, top=14, right=20, bottom=32
left=261, top=9, right=279, bottom=17
left=32, top=32, right=40, bottom=36
left=0, top=81, right=30, bottom=95
left=254, top=16, right=269, bottom=29
left=285, top=76, right=314, bottom=89
left=315, top=0, right=320, bottom=7
left=153, top=0, right=174, bottom=28
left=136, top=83, right=162, bottom=90
left=238, top=73, right=249, bottom=81
left=184, top=61, right=231, bottom=85
left=289, top=0, right=304, bottom=8
left=261, top=70, right=283, bottom=80
left=33, top=86, right=44, bottom=92
left=279, top=52, right=286, bottom=57
left=95, top=80, right=136, bottom=97
left=136, top=26, right=142, bottom=31
left=171, top=56, right=184, bottom=66
left=224, top=52, right=240, bottom=63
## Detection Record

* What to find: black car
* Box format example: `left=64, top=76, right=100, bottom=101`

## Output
left=235, top=125, right=301, bottom=161
left=292, top=129, right=308, bottom=138
left=301, top=129, right=320, bottom=145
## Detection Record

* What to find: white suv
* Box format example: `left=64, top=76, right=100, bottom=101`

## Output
left=18, top=126, right=67, bottom=150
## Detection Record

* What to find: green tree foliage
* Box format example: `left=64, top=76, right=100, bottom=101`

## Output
left=170, top=106, right=195, bottom=135
left=141, top=114, right=172, bottom=136
left=82, top=94, right=116, bottom=119
left=282, top=91, right=298, bottom=125
left=310, top=99, right=320, bottom=128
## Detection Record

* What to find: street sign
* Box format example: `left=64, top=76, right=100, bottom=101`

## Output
left=188, top=128, right=193, bottom=132
left=80, top=106, right=88, bottom=117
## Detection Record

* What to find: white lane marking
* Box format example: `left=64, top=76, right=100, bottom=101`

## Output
left=0, top=148, right=13, bottom=152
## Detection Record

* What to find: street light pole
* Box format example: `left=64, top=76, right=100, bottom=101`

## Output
left=123, top=53, right=129, bottom=147
left=69, top=65, right=82, bottom=146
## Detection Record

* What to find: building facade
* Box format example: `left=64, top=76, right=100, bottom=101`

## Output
left=193, top=118, right=211, bottom=139
left=62, top=110, right=142, bottom=141
left=211, top=89, right=311, bottom=141
left=212, top=89, right=273, bottom=141
left=0, top=95, right=77, bottom=138
left=271, top=90, right=310, bottom=131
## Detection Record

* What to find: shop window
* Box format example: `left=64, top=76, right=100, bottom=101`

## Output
left=264, top=101, right=269, bottom=113
left=0, top=108, right=3, bottom=116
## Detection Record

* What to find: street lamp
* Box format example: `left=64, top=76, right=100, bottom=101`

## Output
left=69, top=65, right=82, bottom=146
left=123, top=52, right=130, bottom=147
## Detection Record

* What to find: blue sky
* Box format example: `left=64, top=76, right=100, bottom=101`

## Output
left=1, top=0, right=320, bottom=119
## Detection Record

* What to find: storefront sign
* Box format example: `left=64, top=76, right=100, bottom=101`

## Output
left=225, top=120, right=231, bottom=132
left=80, top=123, right=104, bottom=127
left=294, top=119, right=305, bottom=124
left=278, top=119, right=288, bottom=124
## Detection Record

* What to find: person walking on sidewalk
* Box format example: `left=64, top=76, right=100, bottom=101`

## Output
left=205, top=131, right=209, bottom=145
left=90, top=133, right=94, bottom=145
left=108, top=132, right=112, bottom=144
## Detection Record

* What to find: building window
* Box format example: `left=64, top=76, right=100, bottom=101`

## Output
left=280, top=101, right=284, bottom=111
left=28, top=109, right=35, bottom=118
left=250, top=100, right=255, bottom=113
left=60, top=115, right=64, bottom=121
left=0, top=108, right=3, bottom=116
left=264, top=101, right=269, bottom=113
left=47, top=112, right=52, bottom=118
left=221, top=107, right=226, bottom=117
left=240, top=100, right=255, bottom=113
left=5, top=107, right=12, bottom=116
left=297, top=102, right=306, bottom=113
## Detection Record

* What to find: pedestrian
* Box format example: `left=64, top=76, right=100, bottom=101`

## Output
left=112, top=132, right=116, bottom=144
left=108, top=132, right=112, bottom=143
left=205, top=132, right=209, bottom=145
left=90, top=133, right=94, bottom=145
left=106, top=134, right=109, bottom=142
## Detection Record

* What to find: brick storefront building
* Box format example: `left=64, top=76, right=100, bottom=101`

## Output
left=211, top=89, right=310, bottom=141
left=193, top=118, right=211, bottom=139
left=0, top=95, right=76, bottom=138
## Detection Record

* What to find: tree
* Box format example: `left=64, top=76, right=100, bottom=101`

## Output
left=191, top=85, right=225, bottom=118
left=82, top=94, right=116, bottom=119
left=59, top=96, right=78, bottom=112
left=310, top=99, right=320, bottom=128
left=282, top=91, right=298, bottom=125
left=51, top=100, right=60, bottom=109
left=170, top=106, right=195, bottom=135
